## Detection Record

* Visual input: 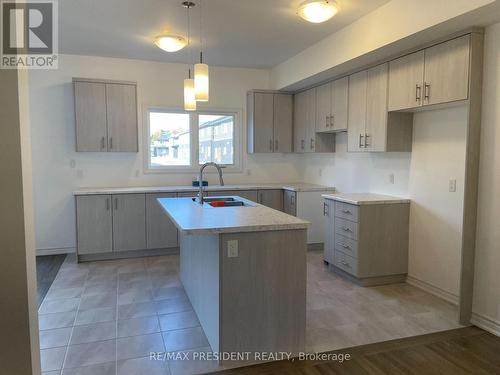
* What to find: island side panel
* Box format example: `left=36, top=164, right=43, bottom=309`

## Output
left=179, top=233, right=220, bottom=352
left=219, top=229, right=307, bottom=357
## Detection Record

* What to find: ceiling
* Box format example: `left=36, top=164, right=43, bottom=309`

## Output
left=59, top=0, right=391, bottom=69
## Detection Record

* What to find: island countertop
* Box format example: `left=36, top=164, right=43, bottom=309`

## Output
left=322, top=193, right=410, bottom=205
left=158, top=196, right=310, bottom=235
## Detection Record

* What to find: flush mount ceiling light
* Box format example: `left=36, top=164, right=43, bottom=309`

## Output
left=154, top=34, right=187, bottom=52
left=297, top=0, right=339, bottom=23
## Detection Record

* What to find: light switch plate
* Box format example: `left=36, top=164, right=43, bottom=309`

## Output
left=449, top=179, right=457, bottom=192
left=227, top=240, right=238, bottom=258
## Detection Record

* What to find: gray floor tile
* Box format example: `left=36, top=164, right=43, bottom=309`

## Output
left=51, top=275, right=88, bottom=290
left=42, top=371, right=61, bottom=375
left=64, top=340, right=116, bottom=369
left=116, top=333, right=165, bottom=361
left=70, top=321, right=117, bottom=345
left=153, top=287, right=187, bottom=302
left=61, top=362, right=115, bottom=375
left=118, top=288, right=154, bottom=305
left=41, top=347, right=66, bottom=372
left=75, top=307, right=116, bottom=326
left=117, top=356, right=170, bottom=375
left=85, top=274, right=118, bottom=287
left=155, top=298, right=192, bottom=315
left=117, top=316, right=160, bottom=338
left=39, top=311, right=77, bottom=330
left=159, top=311, right=199, bottom=332
left=39, top=298, right=80, bottom=314
left=162, top=327, right=209, bottom=352
left=78, top=292, right=117, bottom=310
left=82, top=281, right=117, bottom=296
left=39, top=327, right=72, bottom=349
left=45, top=287, right=84, bottom=301
left=118, top=301, right=157, bottom=320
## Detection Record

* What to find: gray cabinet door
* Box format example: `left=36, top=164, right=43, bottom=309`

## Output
left=323, top=199, right=335, bottom=264
left=347, top=70, right=367, bottom=152
left=273, top=94, right=293, bottom=153
left=146, top=193, right=178, bottom=250
left=76, top=195, right=112, bottom=255
left=303, top=88, right=317, bottom=153
left=74, top=82, right=108, bottom=152
left=293, top=91, right=307, bottom=152
left=388, top=50, right=425, bottom=111
left=253, top=92, right=275, bottom=153
left=106, top=83, right=138, bottom=152
left=315, top=83, right=331, bottom=133
left=283, top=190, right=297, bottom=216
left=331, top=77, right=349, bottom=132
left=423, top=35, right=470, bottom=106
left=112, top=194, right=146, bottom=251
left=258, top=189, right=284, bottom=211
left=365, top=63, right=389, bottom=152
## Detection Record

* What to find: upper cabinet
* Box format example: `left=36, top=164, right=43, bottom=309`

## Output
left=294, top=88, right=335, bottom=153
left=247, top=91, right=293, bottom=153
left=315, top=77, right=348, bottom=133
left=348, top=63, right=413, bottom=152
left=74, top=78, right=138, bottom=152
left=389, top=35, right=470, bottom=111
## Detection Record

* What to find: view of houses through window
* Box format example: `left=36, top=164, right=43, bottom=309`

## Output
left=148, top=110, right=235, bottom=168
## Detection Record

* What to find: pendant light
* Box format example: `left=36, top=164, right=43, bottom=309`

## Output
left=194, top=0, right=209, bottom=102
left=183, top=2, right=196, bottom=111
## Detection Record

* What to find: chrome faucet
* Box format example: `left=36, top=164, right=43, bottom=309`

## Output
left=198, top=162, right=225, bottom=204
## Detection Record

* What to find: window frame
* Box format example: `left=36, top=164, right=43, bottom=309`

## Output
left=143, top=106, right=242, bottom=174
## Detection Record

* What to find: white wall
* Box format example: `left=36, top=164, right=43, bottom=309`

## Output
left=472, top=21, right=500, bottom=333
left=28, top=54, right=303, bottom=252
left=302, top=106, right=468, bottom=299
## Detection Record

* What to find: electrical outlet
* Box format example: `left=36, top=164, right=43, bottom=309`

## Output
left=69, top=159, right=76, bottom=168
left=318, top=168, right=323, bottom=177
left=389, top=174, right=395, bottom=184
left=227, top=240, right=238, bottom=258
left=449, top=179, right=457, bottom=192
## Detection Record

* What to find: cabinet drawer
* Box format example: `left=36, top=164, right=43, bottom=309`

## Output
left=335, top=201, right=359, bottom=222
left=335, top=234, right=358, bottom=258
left=334, top=217, right=358, bottom=240
left=334, top=250, right=358, bottom=277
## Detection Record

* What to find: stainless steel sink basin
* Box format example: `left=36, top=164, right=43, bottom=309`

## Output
left=191, top=196, right=251, bottom=207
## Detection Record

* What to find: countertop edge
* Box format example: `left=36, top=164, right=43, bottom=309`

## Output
left=322, top=194, right=411, bottom=205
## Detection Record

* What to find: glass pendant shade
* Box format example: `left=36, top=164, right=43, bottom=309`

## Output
left=194, top=63, right=209, bottom=102
left=184, top=78, right=196, bottom=111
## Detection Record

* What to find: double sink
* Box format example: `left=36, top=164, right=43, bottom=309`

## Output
left=191, top=197, right=254, bottom=207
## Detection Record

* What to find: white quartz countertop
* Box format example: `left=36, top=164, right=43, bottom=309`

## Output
left=73, top=183, right=335, bottom=195
left=158, top=197, right=310, bottom=235
left=322, top=193, right=410, bottom=205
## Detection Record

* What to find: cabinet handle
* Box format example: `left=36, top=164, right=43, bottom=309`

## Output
left=301, top=139, right=305, bottom=150
left=359, top=134, right=365, bottom=148
left=106, top=198, right=110, bottom=211
left=416, top=84, right=422, bottom=102
left=269, top=139, right=273, bottom=152
left=330, top=114, right=334, bottom=128
left=310, top=138, right=315, bottom=149
left=341, top=260, right=351, bottom=268
left=114, top=197, right=118, bottom=210
left=342, top=227, right=351, bottom=232
left=291, top=195, right=295, bottom=206
left=342, top=209, right=351, bottom=214
left=101, top=136, right=105, bottom=150
left=424, top=83, right=430, bottom=100
left=323, top=202, right=328, bottom=216
left=109, top=137, right=113, bottom=150
left=365, top=133, right=370, bottom=148
left=341, top=243, right=351, bottom=249
left=275, top=139, right=278, bottom=151
left=326, top=115, right=330, bottom=127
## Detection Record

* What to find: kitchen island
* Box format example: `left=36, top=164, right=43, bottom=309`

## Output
left=158, top=196, right=309, bottom=362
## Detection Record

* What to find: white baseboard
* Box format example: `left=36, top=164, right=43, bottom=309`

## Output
left=471, top=313, right=500, bottom=337
left=406, top=275, right=459, bottom=305
left=37, top=247, right=76, bottom=256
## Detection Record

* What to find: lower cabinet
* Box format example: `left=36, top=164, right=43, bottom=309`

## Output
left=258, top=189, right=284, bottom=211
left=283, top=190, right=297, bottom=216
left=112, top=194, right=146, bottom=252
left=146, top=193, right=178, bottom=249
left=323, top=198, right=409, bottom=286
left=76, top=195, right=113, bottom=255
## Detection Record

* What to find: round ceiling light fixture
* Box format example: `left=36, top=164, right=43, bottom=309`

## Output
left=154, top=34, right=188, bottom=52
left=297, top=0, right=339, bottom=23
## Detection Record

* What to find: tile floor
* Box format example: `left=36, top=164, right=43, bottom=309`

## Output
left=38, top=250, right=461, bottom=375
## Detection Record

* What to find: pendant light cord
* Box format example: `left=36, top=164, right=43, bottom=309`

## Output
left=199, top=0, right=203, bottom=63
left=186, top=3, right=191, bottom=78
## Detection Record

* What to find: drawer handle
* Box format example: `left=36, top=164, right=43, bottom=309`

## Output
left=341, top=243, right=351, bottom=249
left=342, top=227, right=351, bottom=232
left=341, top=260, right=351, bottom=268
left=342, top=209, right=351, bottom=214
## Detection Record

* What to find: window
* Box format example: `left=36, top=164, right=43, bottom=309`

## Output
left=146, top=108, right=240, bottom=172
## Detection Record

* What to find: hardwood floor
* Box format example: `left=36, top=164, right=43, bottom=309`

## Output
left=36, top=254, right=66, bottom=307
left=212, top=327, right=500, bottom=374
